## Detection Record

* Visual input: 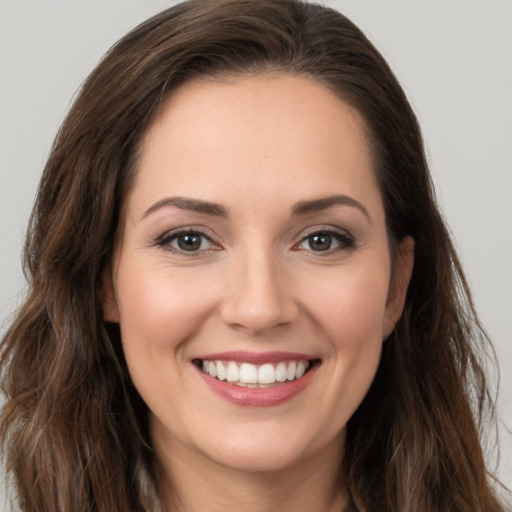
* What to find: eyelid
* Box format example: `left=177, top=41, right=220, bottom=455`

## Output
left=153, top=224, right=354, bottom=255
left=293, top=226, right=355, bottom=253
left=299, top=224, right=353, bottom=238
left=155, top=226, right=222, bottom=255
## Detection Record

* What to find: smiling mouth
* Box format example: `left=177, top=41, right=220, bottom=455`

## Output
left=193, top=359, right=319, bottom=388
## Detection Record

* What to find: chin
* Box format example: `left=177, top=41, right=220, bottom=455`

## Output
left=194, top=424, right=343, bottom=475
left=219, top=447, right=299, bottom=473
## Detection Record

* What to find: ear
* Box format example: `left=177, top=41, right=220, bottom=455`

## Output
left=383, top=236, right=414, bottom=338
left=100, top=268, right=120, bottom=323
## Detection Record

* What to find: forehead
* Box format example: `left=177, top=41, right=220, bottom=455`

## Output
left=129, top=72, right=382, bottom=219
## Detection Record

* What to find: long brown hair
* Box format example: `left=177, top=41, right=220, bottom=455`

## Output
left=1, top=0, right=507, bottom=510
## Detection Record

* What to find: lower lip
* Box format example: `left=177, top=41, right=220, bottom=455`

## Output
left=196, top=364, right=318, bottom=407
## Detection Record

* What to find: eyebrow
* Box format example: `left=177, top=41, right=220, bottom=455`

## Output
left=141, top=197, right=228, bottom=219
left=141, top=194, right=370, bottom=222
left=292, top=194, right=371, bottom=221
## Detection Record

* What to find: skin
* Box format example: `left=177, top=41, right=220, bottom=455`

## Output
left=102, top=73, right=414, bottom=512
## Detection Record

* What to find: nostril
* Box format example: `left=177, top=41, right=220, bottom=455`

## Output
left=220, top=295, right=299, bottom=334
left=219, top=257, right=300, bottom=334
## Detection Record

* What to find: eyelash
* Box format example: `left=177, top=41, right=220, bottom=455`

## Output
left=155, top=227, right=355, bottom=255
left=295, top=228, right=355, bottom=254
left=156, top=229, right=217, bottom=255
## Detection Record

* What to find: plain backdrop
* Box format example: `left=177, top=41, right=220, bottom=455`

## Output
left=1, top=0, right=511, bottom=508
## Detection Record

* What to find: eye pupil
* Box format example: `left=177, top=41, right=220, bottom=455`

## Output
left=309, top=234, right=331, bottom=251
left=177, top=234, right=202, bottom=251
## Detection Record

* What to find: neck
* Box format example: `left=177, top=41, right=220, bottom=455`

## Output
left=153, top=428, right=349, bottom=512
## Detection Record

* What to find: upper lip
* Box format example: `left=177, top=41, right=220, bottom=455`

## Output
left=193, top=350, right=317, bottom=364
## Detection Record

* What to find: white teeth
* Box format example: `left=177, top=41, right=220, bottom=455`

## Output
left=286, top=361, right=296, bottom=380
left=208, top=361, right=217, bottom=378
left=216, top=360, right=226, bottom=381
left=226, top=361, right=239, bottom=382
left=296, top=361, right=307, bottom=379
left=258, top=363, right=276, bottom=384
left=275, top=362, right=287, bottom=382
left=200, top=359, right=313, bottom=385
left=240, top=363, right=258, bottom=384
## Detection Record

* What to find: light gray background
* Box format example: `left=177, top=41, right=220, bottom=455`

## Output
left=1, top=0, right=511, bottom=507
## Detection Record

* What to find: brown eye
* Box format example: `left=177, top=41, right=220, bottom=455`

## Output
left=176, top=234, right=203, bottom=251
left=308, top=233, right=333, bottom=251
left=158, top=231, right=214, bottom=253
left=298, top=230, right=354, bottom=253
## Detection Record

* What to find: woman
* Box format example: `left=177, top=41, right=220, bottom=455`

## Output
left=0, top=0, right=508, bottom=510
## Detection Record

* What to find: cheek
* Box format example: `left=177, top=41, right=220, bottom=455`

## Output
left=306, top=260, right=391, bottom=345
left=112, top=261, right=224, bottom=427
left=312, top=269, right=389, bottom=434
left=113, top=261, right=220, bottom=391
left=303, top=261, right=390, bottom=411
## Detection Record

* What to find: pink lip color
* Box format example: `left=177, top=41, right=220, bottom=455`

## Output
left=195, top=361, right=318, bottom=407
left=195, top=350, right=316, bottom=364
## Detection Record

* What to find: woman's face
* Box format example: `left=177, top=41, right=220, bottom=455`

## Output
left=103, top=73, right=413, bottom=474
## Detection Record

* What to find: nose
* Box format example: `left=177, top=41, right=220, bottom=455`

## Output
left=220, top=247, right=299, bottom=335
